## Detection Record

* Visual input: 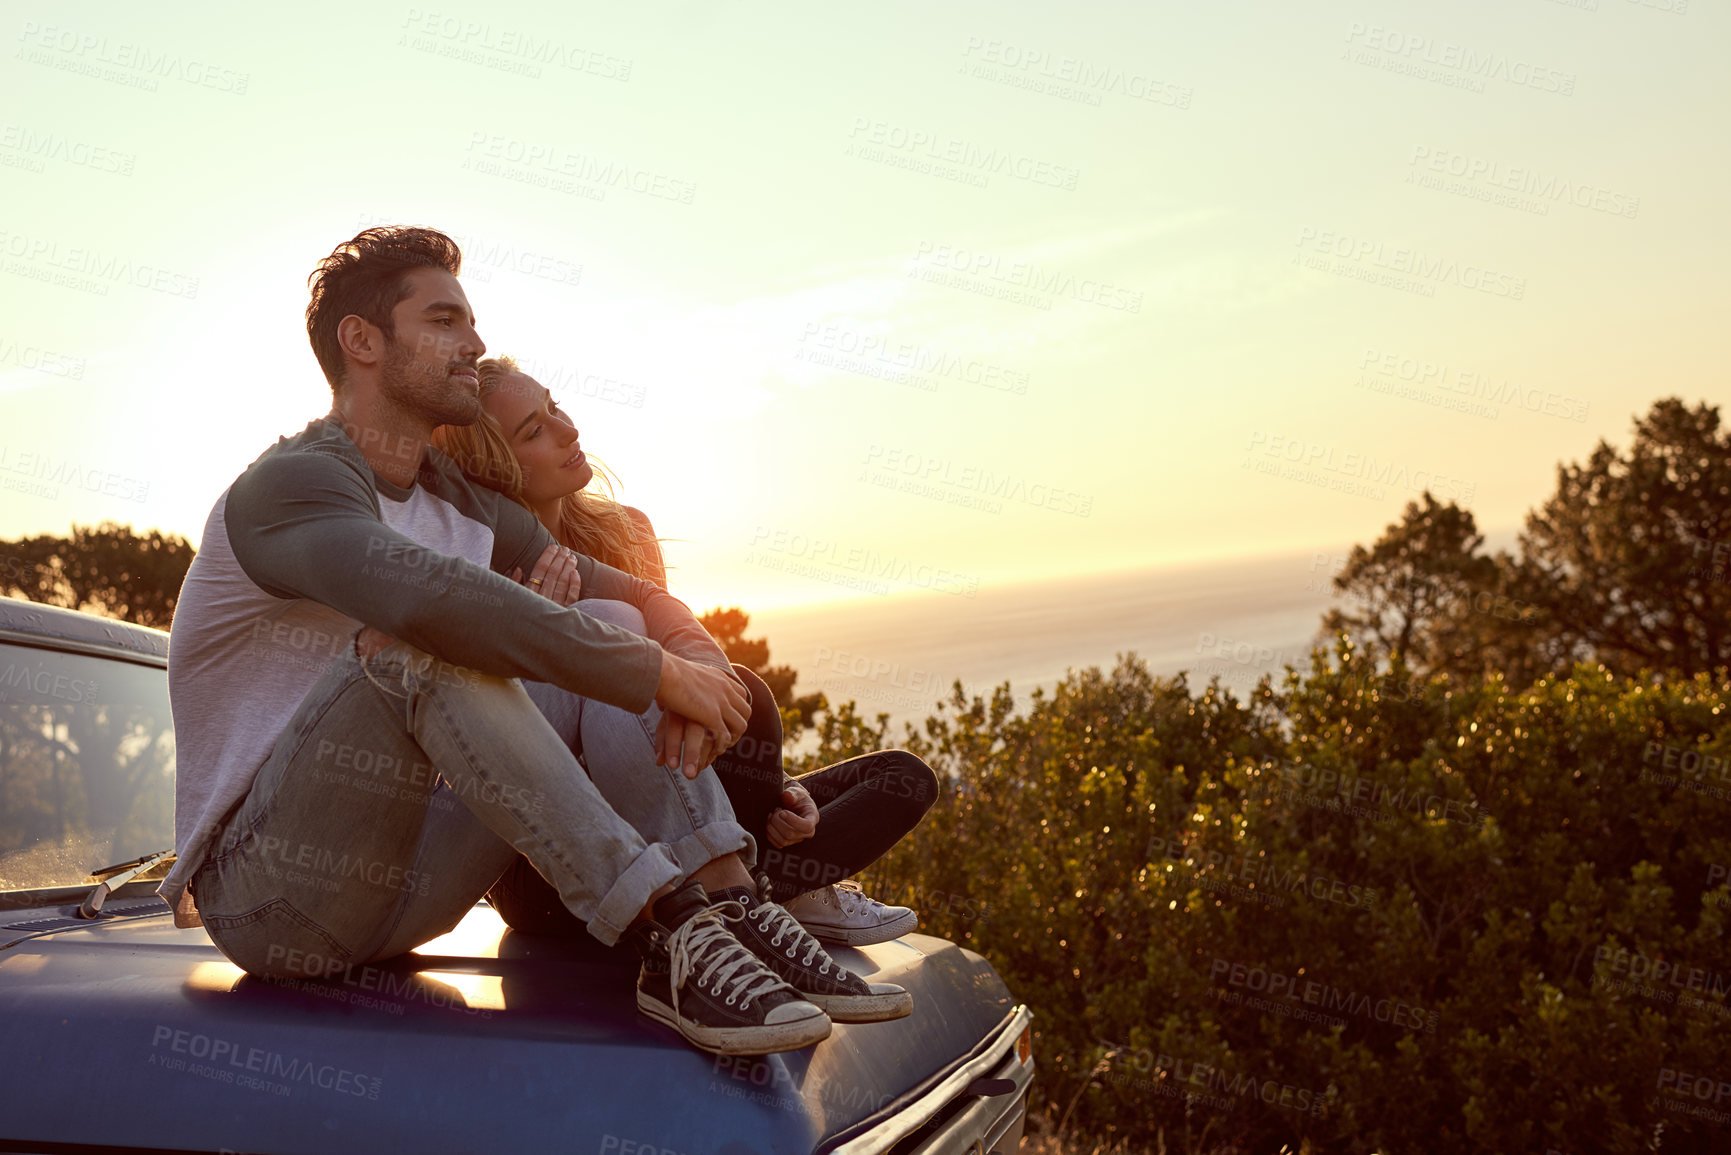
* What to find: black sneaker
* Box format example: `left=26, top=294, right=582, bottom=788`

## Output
left=630, top=883, right=831, bottom=1056
left=713, top=883, right=913, bottom=1024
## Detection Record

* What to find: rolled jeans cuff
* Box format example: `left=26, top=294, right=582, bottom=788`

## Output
left=661, top=816, right=755, bottom=884
left=587, top=842, right=684, bottom=947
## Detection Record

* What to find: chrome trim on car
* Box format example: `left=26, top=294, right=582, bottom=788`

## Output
left=825, top=1004, right=1033, bottom=1155
left=0, top=626, right=168, bottom=669
left=0, top=596, right=169, bottom=667
left=904, top=1041, right=1034, bottom=1155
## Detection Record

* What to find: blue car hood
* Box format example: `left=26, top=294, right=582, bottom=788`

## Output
left=0, top=895, right=1019, bottom=1154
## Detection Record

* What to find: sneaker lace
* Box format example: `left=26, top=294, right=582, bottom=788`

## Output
left=751, top=900, right=837, bottom=974
left=830, top=880, right=885, bottom=917
left=667, top=901, right=787, bottom=1016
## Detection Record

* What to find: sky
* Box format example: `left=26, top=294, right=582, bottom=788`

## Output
left=1, top=0, right=1724, bottom=616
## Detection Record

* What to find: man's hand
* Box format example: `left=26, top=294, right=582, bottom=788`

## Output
left=654, top=652, right=750, bottom=778
left=766, top=784, right=819, bottom=848
left=511, top=543, right=582, bottom=605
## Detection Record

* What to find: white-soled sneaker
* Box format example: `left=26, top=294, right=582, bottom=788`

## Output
left=781, top=880, right=919, bottom=947
left=715, top=885, right=912, bottom=1023
left=633, top=899, right=832, bottom=1055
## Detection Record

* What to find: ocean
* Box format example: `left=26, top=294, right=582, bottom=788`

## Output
left=752, top=546, right=1357, bottom=737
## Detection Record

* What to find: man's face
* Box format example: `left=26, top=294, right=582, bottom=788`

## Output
left=378, top=267, right=484, bottom=427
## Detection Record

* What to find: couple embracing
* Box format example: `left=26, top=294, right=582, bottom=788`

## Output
left=160, top=225, right=938, bottom=1057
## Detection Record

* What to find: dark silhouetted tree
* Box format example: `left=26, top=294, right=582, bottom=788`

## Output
left=1315, top=491, right=1537, bottom=682
left=1514, top=396, right=1731, bottom=679
left=1324, top=398, right=1730, bottom=687
left=1, top=522, right=194, bottom=630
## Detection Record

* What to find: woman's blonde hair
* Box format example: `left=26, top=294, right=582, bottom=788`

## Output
left=431, top=355, right=666, bottom=586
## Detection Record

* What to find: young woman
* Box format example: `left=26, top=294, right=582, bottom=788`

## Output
left=432, top=356, right=937, bottom=945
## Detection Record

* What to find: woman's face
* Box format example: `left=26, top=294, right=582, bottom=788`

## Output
left=481, top=371, right=594, bottom=505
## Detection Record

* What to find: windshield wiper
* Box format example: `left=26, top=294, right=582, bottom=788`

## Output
left=77, top=850, right=175, bottom=919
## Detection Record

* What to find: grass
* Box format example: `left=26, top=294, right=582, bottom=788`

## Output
left=1018, top=1112, right=1336, bottom=1155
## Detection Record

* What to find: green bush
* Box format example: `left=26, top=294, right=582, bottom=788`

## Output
left=815, top=644, right=1731, bottom=1153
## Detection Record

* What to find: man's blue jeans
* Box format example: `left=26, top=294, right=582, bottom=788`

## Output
left=191, top=601, right=750, bottom=979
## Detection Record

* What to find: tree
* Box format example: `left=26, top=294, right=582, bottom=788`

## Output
left=1516, top=397, right=1731, bottom=679
left=697, top=606, right=827, bottom=736
left=1324, top=399, right=1731, bottom=688
left=1320, top=493, right=1509, bottom=680
left=1, top=522, right=195, bottom=630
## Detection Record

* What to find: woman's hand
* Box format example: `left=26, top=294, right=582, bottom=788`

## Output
left=766, top=784, right=819, bottom=848
left=654, top=652, right=750, bottom=777
left=654, top=710, right=719, bottom=779
left=354, top=625, right=401, bottom=659
left=511, top=543, right=582, bottom=605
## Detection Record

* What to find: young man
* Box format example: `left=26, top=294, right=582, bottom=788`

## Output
left=159, top=226, right=908, bottom=1056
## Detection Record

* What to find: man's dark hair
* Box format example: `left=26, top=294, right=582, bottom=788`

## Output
left=305, top=227, right=463, bottom=390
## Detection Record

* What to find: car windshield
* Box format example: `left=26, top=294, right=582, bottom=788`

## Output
left=0, top=642, right=175, bottom=891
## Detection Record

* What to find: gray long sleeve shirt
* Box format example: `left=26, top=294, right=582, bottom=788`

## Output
left=159, top=416, right=735, bottom=925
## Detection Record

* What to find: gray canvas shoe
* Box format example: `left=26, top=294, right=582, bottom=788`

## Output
left=782, top=880, right=919, bottom=946
left=713, top=884, right=913, bottom=1024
